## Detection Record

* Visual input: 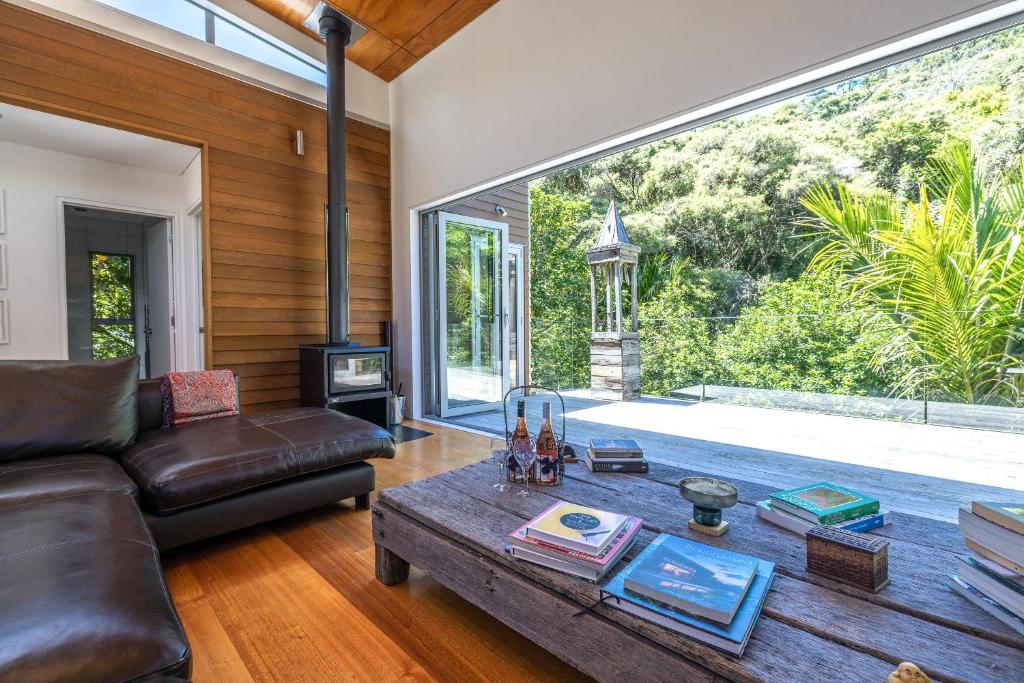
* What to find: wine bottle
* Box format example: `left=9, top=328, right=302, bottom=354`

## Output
left=509, top=399, right=530, bottom=482
left=535, top=401, right=559, bottom=486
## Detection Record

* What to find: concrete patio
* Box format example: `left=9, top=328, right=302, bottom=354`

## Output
left=446, top=390, right=1024, bottom=521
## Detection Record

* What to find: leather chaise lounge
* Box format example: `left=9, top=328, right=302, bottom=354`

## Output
left=0, top=357, right=396, bottom=682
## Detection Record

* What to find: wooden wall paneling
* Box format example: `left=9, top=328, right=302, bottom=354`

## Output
left=0, top=1, right=391, bottom=411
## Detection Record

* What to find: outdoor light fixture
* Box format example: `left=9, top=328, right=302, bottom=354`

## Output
left=301, top=2, right=367, bottom=44
left=494, top=205, right=508, bottom=216
left=295, top=130, right=305, bottom=156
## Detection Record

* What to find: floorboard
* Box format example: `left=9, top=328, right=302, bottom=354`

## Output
left=161, top=420, right=589, bottom=683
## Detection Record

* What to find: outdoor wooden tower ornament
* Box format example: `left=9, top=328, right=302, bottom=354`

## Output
left=587, top=201, right=641, bottom=400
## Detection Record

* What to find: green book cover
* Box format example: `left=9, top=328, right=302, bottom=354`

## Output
left=769, top=482, right=879, bottom=525
left=972, top=501, right=1024, bottom=535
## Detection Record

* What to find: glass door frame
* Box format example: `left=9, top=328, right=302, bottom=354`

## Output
left=508, top=242, right=526, bottom=388
left=436, top=211, right=510, bottom=418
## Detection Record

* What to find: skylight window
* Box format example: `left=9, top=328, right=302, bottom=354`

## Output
left=94, top=0, right=327, bottom=86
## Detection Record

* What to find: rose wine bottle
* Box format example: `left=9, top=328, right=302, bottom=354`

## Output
left=535, top=402, right=559, bottom=486
left=509, top=399, right=530, bottom=482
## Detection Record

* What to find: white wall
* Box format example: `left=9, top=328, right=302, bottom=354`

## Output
left=389, top=0, right=1017, bottom=416
left=177, top=154, right=205, bottom=371
left=0, top=140, right=194, bottom=361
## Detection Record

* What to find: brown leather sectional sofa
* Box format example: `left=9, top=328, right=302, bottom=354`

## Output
left=0, top=357, right=396, bottom=682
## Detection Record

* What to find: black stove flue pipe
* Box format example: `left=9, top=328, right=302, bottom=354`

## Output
left=320, top=7, right=352, bottom=345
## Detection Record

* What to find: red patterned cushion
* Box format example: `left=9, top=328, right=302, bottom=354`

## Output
left=160, top=370, right=238, bottom=428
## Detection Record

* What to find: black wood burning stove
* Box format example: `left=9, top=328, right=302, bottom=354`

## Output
left=298, top=6, right=392, bottom=429
left=300, top=342, right=392, bottom=427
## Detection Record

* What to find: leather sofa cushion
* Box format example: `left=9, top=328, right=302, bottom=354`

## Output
left=0, top=357, right=139, bottom=462
left=0, top=454, right=137, bottom=510
left=0, top=492, right=191, bottom=682
left=121, top=407, right=395, bottom=514
left=138, top=378, right=165, bottom=433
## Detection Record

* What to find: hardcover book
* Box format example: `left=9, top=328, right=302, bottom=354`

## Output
left=965, top=539, right=1024, bottom=575
left=972, top=502, right=1024, bottom=535
left=524, top=501, right=630, bottom=555
left=622, top=534, right=759, bottom=624
left=509, top=515, right=643, bottom=568
left=509, top=545, right=594, bottom=579
left=769, top=482, right=879, bottom=524
left=507, top=539, right=638, bottom=581
left=606, top=539, right=775, bottom=656
left=584, top=455, right=649, bottom=473
left=956, top=555, right=1024, bottom=618
left=590, top=438, right=642, bottom=454
left=951, top=575, right=1024, bottom=637
left=588, top=449, right=645, bottom=461
left=755, top=500, right=890, bottom=536
left=959, top=508, right=1024, bottom=567
left=971, top=552, right=1024, bottom=583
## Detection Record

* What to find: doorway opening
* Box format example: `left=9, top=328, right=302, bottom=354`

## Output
left=64, top=204, right=181, bottom=378
left=421, top=183, right=529, bottom=419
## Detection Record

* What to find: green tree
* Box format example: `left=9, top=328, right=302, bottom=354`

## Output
left=802, top=144, right=1024, bottom=404
left=712, top=272, right=899, bottom=395
left=638, top=277, right=714, bottom=397
left=529, top=186, right=594, bottom=388
left=90, top=253, right=136, bottom=360
left=862, top=114, right=950, bottom=197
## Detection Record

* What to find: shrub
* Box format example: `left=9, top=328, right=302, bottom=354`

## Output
left=712, top=272, right=900, bottom=395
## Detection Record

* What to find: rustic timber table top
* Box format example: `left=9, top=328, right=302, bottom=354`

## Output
left=371, top=459, right=1024, bottom=682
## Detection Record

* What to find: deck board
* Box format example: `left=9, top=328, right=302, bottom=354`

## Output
left=447, top=391, right=1024, bottom=521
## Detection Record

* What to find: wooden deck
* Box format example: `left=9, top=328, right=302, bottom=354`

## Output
left=447, top=391, right=1024, bottom=522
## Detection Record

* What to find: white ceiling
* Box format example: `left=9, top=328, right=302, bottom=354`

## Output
left=0, top=103, right=199, bottom=175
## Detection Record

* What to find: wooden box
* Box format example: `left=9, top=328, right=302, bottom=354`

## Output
left=806, top=525, right=889, bottom=592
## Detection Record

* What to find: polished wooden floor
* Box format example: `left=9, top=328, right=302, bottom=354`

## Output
left=162, top=421, right=589, bottom=682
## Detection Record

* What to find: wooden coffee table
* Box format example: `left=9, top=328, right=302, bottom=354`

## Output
left=371, top=460, right=1024, bottom=682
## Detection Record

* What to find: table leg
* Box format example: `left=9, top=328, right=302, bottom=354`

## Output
left=375, top=543, right=410, bottom=585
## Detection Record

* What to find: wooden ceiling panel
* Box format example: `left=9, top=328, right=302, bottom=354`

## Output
left=245, top=0, right=499, bottom=81
left=403, top=0, right=496, bottom=59
left=345, top=29, right=402, bottom=72
left=334, top=0, right=455, bottom=46
left=372, top=48, right=418, bottom=83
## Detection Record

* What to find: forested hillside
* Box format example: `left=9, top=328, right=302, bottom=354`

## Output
left=530, top=25, right=1024, bottom=401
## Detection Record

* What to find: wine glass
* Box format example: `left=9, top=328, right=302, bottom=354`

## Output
left=512, top=436, right=536, bottom=497
left=490, top=437, right=509, bottom=491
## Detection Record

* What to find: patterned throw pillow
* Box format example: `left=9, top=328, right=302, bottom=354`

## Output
left=160, top=370, right=238, bottom=428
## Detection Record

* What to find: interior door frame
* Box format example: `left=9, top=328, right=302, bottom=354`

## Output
left=508, top=242, right=526, bottom=388
left=437, top=211, right=510, bottom=418
left=55, top=197, right=179, bottom=371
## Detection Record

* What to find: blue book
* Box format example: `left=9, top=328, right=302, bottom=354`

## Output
left=621, top=534, right=759, bottom=624
left=590, top=438, right=642, bottom=453
left=606, top=536, right=775, bottom=656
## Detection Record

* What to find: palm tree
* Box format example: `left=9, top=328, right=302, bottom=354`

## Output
left=800, top=143, right=1024, bottom=404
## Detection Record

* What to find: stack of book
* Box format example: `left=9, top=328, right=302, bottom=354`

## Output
left=952, top=501, right=1024, bottom=636
left=507, top=501, right=642, bottom=581
left=755, top=482, right=891, bottom=536
left=604, top=534, right=775, bottom=656
left=586, top=438, right=648, bottom=473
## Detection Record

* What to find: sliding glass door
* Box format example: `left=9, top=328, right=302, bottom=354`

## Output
left=437, top=212, right=509, bottom=417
